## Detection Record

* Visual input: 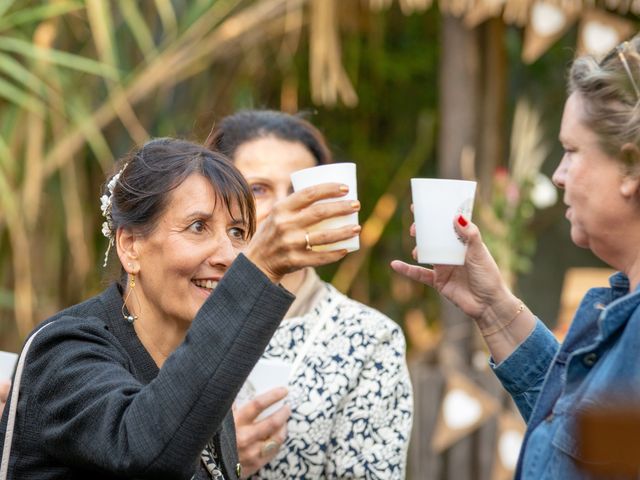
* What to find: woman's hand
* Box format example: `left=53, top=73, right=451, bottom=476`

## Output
left=234, top=387, right=291, bottom=477
left=391, top=216, right=513, bottom=322
left=245, top=183, right=361, bottom=284
left=0, top=379, right=11, bottom=415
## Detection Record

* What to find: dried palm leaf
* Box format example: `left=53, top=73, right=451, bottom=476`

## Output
left=309, top=0, right=358, bottom=107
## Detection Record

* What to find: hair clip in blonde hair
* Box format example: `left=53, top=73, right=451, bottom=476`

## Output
left=617, top=41, right=640, bottom=101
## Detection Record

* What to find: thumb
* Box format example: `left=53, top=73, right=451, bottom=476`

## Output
left=453, top=214, right=472, bottom=243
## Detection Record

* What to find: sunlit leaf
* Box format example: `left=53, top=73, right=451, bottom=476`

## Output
left=0, top=0, right=16, bottom=19
left=86, top=0, right=119, bottom=75
left=119, top=0, right=157, bottom=59
left=0, top=1, right=83, bottom=32
left=0, top=76, right=44, bottom=114
left=0, top=134, right=15, bottom=175
left=154, top=0, right=178, bottom=39
left=0, top=52, right=49, bottom=97
left=0, top=36, right=119, bottom=79
left=68, top=98, right=114, bottom=174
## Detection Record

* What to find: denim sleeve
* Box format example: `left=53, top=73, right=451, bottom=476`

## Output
left=490, top=319, right=559, bottom=422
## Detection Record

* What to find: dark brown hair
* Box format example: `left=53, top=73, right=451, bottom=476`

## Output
left=205, top=110, right=332, bottom=165
left=103, top=138, right=255, bottom=265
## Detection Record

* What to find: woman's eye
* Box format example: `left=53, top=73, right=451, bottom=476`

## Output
left=251, top=184, right=268, bottom=197
left=189, top=220, right=206, bottom=233
left=229, top=227, right=247, bottom=241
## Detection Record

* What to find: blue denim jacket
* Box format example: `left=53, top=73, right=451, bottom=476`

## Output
left=492, top=272, right=640, bottom=479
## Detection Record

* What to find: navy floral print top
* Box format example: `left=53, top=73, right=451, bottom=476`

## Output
left=254, top=281, right=413, bottom=479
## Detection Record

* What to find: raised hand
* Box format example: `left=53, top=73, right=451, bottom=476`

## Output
left=245, top=183, right=361, bottom=283
left=391, top=215, right=511, bottom=321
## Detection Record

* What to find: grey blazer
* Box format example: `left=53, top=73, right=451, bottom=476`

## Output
left=0, top=254, right=293, bottom=479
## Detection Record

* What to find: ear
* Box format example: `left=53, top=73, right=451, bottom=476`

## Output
left=116, top=227, right=140, bottom=274
left=619, top=143, right=640, bottom=198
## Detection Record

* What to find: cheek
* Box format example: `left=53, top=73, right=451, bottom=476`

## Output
left=255, top=198, right=275, bottom=224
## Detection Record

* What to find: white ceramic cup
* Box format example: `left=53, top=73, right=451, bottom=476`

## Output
left=411, top=178, right=477, bottom=265
left=290, top=162, right=359, bottom=252
left=235, top=358, right=292, bottom=421
left=0, top=350, right=18, bottom=380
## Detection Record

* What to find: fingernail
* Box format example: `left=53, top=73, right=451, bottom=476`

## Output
left=339, top=184, right=349, bottom=193
left=457, top=215, right=468, bottom=227
left=352, top=225, right=362, bottom=233
left=351, top=201, right=360, bottom=210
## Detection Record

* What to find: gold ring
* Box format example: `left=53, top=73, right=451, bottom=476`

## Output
left=305, top=232, right=312, bottom=251
left=260, top=438, right=279, bottom=457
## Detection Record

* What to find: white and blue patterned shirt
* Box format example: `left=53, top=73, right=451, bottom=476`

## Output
left=253, top=270, right=413, bottom=479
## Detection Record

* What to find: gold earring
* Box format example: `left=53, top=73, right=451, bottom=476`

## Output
left=122, top=273, right=139, bottom=324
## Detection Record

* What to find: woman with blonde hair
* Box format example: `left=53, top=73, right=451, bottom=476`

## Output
left=393, top=37, right=640, bottom=479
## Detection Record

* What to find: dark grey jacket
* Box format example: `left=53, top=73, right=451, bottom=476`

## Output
left=0, top=254, right=293, bottom=479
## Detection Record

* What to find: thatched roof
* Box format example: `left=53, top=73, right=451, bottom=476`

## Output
left=367, top=0, right=640, bottom=24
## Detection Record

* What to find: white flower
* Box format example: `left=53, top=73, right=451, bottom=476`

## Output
left=107, top=172, right=120, bottom=192
left=530, top=173, right=557, bottom=209
left=100, top=194, right=110, bottom=214
left=101, top=221, right=111, bottom=238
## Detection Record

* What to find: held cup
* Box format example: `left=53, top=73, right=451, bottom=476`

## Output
left=0, top=350, right=18, bottom=380
left=235, top=358, right=292, bottom=421
left=411, top=178, right=477, bottom=265
left=290, top=163, right=359, bottom=252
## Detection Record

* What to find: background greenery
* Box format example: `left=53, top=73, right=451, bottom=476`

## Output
left=0, top=0, right=609, bottom=350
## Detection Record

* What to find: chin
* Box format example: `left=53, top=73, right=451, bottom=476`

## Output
left=570, top=229, right=590, bottom=250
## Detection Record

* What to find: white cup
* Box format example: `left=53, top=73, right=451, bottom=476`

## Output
left=411, top=178, right=477, bottom=265
left=235, top=358, right=292, bottom=421
left=290, top=162, right=359, bottom=252
left=0, top=350, right=18, bottom=380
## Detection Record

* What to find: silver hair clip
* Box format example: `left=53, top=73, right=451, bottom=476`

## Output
left=617, top=41, right=640, bottom=100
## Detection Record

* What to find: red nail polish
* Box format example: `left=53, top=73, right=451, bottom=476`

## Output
left=457, top=215, right=468, bottom=227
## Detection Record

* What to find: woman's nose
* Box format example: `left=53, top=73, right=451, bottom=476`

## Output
left=208, top=234, right=239, bottom=268
left=552, top=158, right=567, bottom=189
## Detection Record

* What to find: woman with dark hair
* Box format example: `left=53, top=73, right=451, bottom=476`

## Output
left=0, top=138, right=360, bottom=479
left=393, top=37, right=640, bottom=479
left=207, top=111, right=413, bottom=479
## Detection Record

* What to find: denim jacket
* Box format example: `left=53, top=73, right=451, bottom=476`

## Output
left=492, top=272, right=640, bottom=479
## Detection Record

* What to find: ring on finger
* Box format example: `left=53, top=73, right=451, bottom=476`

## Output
left=305, top=232, right=313, bottom=251
left=260, top=438, right=279, bottom=457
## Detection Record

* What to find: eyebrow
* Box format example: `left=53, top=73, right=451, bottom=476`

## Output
left=184, top=210, right=214, bottom=221
left=244, top=176, right=272, bottom=183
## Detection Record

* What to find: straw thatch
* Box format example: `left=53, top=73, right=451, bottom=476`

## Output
left=366, top=0, right=640, bottom=24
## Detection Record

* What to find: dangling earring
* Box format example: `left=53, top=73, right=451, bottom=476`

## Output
left=122, top=273, right=139, bottom=324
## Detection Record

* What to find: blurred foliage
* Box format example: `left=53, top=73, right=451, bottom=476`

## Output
left=0, top=0, right=589, bottom=351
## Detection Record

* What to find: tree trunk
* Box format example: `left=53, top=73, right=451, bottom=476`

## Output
left=437, top=14, right=480, bottom=367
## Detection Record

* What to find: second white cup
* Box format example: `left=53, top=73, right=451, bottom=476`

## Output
left=290, top=163, right=359, bottom=252
left=411, top=178, right=477, bottom=265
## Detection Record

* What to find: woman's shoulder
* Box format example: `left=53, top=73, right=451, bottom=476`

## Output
left=26, top=285, right=121, bottom=348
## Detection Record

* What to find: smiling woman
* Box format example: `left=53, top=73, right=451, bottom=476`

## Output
left=207, top=111, right=413, bottom=480
left=0, top=138, right=361, bottom=479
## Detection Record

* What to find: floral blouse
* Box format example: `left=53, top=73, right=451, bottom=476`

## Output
left=253, top=269, right=413, bottom=479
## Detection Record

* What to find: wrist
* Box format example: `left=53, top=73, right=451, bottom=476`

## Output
left=243, top=248, right=282, bottom=285
left=475, top=293, right=522, bottom=332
